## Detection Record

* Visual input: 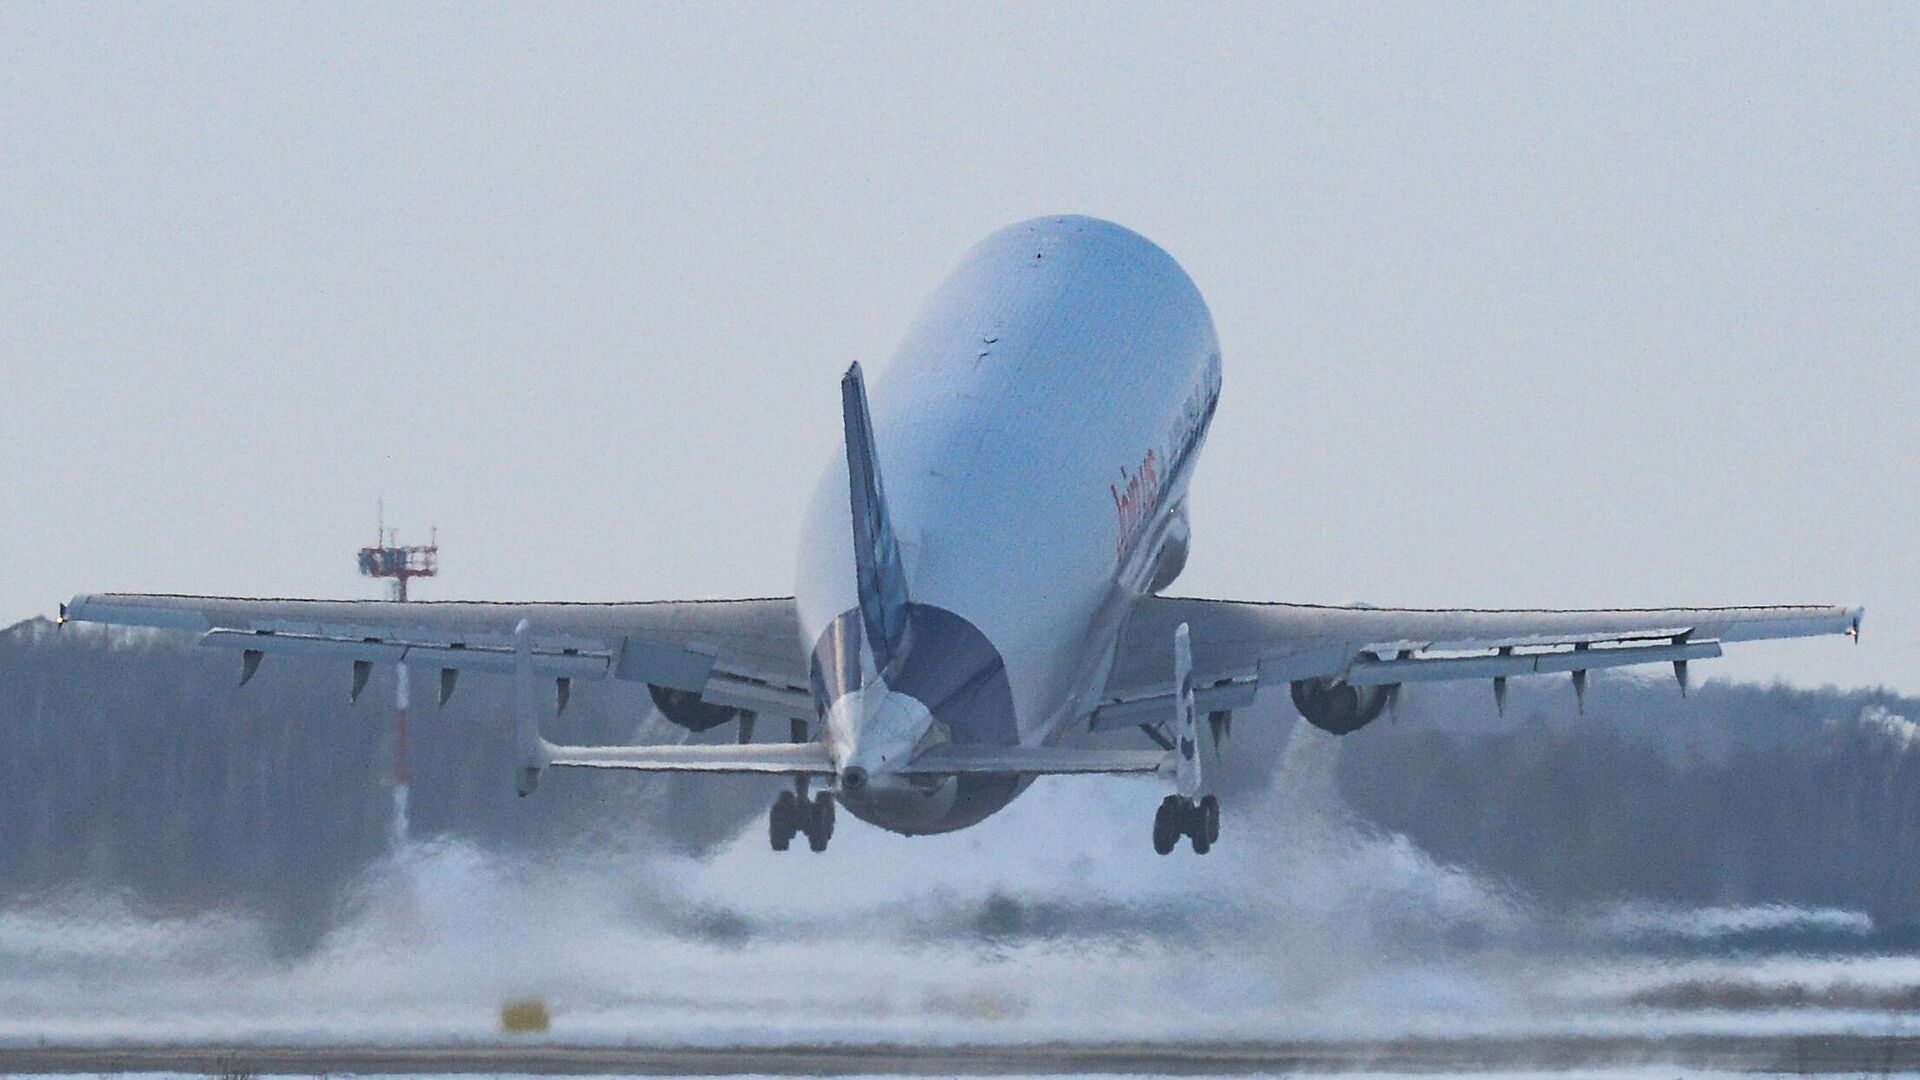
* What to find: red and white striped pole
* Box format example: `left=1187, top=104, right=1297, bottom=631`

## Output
left=392, top=658, right=411, bottom=847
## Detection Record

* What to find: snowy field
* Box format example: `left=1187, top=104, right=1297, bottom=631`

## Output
left=2, top=726, right=1920, bottom=1080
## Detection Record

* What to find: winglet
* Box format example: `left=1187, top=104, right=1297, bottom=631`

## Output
left=842, top=363, right=911, bottom=675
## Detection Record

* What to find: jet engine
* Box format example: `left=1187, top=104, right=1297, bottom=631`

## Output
left=1289, top=676, right=1392, bottom=735
left=647, top=683, right=742, bottom=732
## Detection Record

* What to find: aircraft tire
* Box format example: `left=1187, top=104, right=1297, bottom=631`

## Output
left=1152, top=796, right=1180, bottom=855
left=1201, top=794, right=1220, bottom=845
left=770, top=790, right=798, bottom=851
left=806, top=791, right=835, bottom=852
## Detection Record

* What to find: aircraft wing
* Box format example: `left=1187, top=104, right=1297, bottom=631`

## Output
left=1094, top=596, right=1863, bottom=726
left=59, top=592, right=814, bottom=720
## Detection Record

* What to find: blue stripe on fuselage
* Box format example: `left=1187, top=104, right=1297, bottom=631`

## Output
left=810, top=602, right=1017, bottom=748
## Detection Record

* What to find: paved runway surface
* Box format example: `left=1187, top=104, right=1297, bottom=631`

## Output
left=10, top=1035, right=1920, bottom=1075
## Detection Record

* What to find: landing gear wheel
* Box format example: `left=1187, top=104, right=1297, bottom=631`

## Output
left=805, top=791, right=835, bottom=853
left=1152, top=795, right=1181, bottom=855
left=769, top=790, right=799, bottom=851
left=1152, top=795, right=1220, bottom=854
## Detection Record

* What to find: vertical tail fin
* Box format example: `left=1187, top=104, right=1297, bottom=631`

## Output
left=842, top=363, right=911, bottom=675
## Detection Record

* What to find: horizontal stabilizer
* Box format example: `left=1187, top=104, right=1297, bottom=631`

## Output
left=547, top=741, right=834, bottom=775
left=904, top=744, right=1170, bottom=777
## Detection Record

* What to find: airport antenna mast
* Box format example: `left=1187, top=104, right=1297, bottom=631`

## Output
left=357, top=501, right=439, bottom=602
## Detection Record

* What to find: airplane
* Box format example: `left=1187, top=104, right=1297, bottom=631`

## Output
left=59, top=216, right=1863, bottom=855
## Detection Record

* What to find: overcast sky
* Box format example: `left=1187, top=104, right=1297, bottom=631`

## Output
left=3, top=4, right=1914, bottom=693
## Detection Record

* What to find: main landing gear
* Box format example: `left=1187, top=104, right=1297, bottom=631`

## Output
left=1153, top=794, right=1219, bottom=855
left=769, top=719, right=834, bottom=852
left=770, top=786, right=834, bottom=852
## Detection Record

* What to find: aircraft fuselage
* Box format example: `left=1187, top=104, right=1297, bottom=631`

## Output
left=795, top=217, right=1222, bottom=834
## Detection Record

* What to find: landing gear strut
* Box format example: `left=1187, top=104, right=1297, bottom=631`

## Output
left=1153, top=793, right=1219, bottom=855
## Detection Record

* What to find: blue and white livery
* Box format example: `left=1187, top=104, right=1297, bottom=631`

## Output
left=61, top=217, right=1863, bottom=854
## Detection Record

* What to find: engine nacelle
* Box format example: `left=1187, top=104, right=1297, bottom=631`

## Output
left=1289, top=677, right=1392, bottom=735
left=648, top=683, right=742, bottom=732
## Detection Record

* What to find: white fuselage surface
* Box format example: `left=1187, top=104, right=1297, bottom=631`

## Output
left=796, top=216, right=1222, bottom=834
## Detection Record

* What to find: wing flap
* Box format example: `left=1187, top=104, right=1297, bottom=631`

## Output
left=1104, top=595, right=1861, bottom=707
left=1090, top=672, right=1258, bottom=731
left=1342, top=638, right=1724, bottom=686
left=201, top=627, right=617, bottom=678
left=63, top=591, right=814, bottom=719
left=614, top=636, right=718, bottom=692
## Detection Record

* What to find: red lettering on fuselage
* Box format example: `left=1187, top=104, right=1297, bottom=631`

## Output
left=1111, top=447, right=1160, bottom=564
left=1111, top=361, right=1222, bottom=569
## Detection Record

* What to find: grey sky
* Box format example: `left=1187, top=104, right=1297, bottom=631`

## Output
left=3, top=4, right=1914, bottom=692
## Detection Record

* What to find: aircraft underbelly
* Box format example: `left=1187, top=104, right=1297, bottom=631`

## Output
left=839, top=773, right=1031, bottom=836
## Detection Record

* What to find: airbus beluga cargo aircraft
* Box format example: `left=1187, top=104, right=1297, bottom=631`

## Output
left=61, top=216, right=1863, bottom=855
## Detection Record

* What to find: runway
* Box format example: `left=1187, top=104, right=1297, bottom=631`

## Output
left=4, top=721, right=1918, bottom=1074
left=11, top=1035, right=1920, bottom=1076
